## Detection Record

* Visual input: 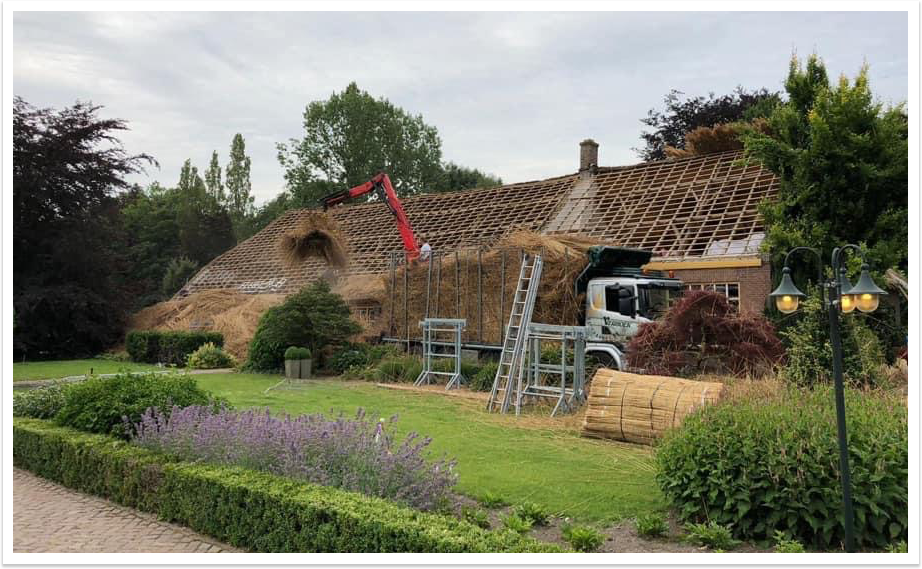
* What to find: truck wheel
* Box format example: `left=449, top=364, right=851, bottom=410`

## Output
left=586, top=353, right=618, bottom=383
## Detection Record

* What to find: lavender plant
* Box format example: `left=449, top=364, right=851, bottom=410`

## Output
left=129, top=406, right=456, bottom=511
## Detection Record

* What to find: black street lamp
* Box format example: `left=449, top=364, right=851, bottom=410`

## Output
left=769, top=245, right=887, bottom=552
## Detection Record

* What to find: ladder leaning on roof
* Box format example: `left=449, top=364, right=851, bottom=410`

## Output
left=487, top=253, right=543, bottom=414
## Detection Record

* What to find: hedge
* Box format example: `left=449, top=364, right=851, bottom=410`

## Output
left=126, top=330, right=224, bottom=366
left=13, top=419, right=562, bottom=553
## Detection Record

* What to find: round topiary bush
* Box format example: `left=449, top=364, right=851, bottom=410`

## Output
left=284, top=346, right=312, bottom=360
left=655, top=384, right=907, bottom=550
left=186, top=342, right=236, bottom=369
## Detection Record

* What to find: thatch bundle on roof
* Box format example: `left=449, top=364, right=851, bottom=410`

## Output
left=581, top=368, right=724, bottom=445
left=385, top=230, right=605, bottom=344
left=278, top=211, right=349, bottom=268
left=128, top=290, right=285, bottom=361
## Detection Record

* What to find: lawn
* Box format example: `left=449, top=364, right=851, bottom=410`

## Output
left=196, top=373, right=665, bottom=524
left=13, top=359, right=160, bottom=381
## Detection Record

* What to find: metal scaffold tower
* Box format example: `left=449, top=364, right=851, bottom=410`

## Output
left=516, top=323, right=589, bottom=416
left=414, top=318, right=467, bottom=390
left=487, top=253, right=543, bottom=413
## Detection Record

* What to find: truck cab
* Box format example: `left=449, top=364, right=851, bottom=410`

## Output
left=576, top=247, right=683, bottom=369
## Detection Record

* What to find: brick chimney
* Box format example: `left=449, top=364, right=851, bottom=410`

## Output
left=579, top=139, right=599, bottom=173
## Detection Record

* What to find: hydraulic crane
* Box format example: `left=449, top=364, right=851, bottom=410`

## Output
left=320, top=172, right=421, bottom=262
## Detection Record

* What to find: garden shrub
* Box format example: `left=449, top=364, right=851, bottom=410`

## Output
left=627, top=290, right=784, bottom=377
left=247, top=281, right=360, bottom=371
left=14, top=419, right=562, bottom=552
left=186, top=342, right=236, bottom=369
left=374, top=356, right=423, bottom=383
left=778, top=294, right=885, bottom=387
left=512, top=501, right=550, bottom=526
left=501, top=513, right=532, bottom=534
left=328, top=343, right=397, bottom=374
left=54, top=371, right=221, bottom=437
left=470, top=362, right=498, bottom=392
left=461, top=506, right=491, bottom=529
left=129, top=406, right=455, bottom=511
left=561, top=524, right=605, bottom=552
left=634, top=512, right=669, bottom=538
left=283, top=346, right=312, bottom=360
left=478, top=491, right=508, bottom=509
left=683, top=522, right=739, bottom=550
left=126, top=330, right=223, bottom=366
left=773, top=531, right=806, bottom=553
left=432, top=357, right=482, bottom=380
left=13, top=382, right=70, bottom=419
left=656, top=385, right=907, bottom=549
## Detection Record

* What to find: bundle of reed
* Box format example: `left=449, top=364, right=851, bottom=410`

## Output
left=277, top=211, right=349, bottom=268
left=581, top=368, right=724, bottom=445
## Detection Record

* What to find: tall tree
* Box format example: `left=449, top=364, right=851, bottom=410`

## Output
left=277, top=82, right=443, bottom=204
left=225, top=133, right=254, bottom=221
left=742, top=55, right=908, bottom=273
left=432, top=162, right=502, bottom=193
left=204, top=150, right=224, bottom=203
left=14, top=97, right=153, bottom=358
left=636, top=87, right=782, bottom=161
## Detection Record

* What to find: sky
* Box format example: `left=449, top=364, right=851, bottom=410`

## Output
left=13, top=10, right=909, bottom=206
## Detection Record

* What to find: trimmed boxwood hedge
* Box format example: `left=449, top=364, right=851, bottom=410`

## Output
left=13, top=418, right=563, bottom=553
left=126, top=330, right=223, bottom=366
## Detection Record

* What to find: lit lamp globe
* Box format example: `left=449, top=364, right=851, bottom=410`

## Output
left=847, top=264, right=887, bottom=313
left=770, top=267, right=806, bottom=314
left=838, top=270, right=856, bottom=314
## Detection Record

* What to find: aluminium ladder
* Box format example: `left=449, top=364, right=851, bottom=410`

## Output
left=487, top=253, right=543, bottom=414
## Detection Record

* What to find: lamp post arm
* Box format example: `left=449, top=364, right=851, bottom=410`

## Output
left=783, top=246, right=825, bottom=302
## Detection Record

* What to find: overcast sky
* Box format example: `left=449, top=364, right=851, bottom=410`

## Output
left=13, top=10, right=908, bottom=205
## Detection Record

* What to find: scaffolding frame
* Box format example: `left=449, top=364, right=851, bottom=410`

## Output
left=414, top=318, right=467, bottom=390
left=515, top=323, right=589, bottom=416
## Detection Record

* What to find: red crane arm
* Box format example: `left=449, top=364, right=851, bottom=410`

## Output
left=320, top=173, right=420, bottom=262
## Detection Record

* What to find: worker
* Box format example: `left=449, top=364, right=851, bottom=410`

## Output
left=419, top=238, right=432, bottom=262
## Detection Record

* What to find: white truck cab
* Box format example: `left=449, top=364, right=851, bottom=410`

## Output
left=576, top=247, right=684, bottom=370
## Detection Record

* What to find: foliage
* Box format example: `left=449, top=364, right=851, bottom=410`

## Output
left=13, top=382, right=70, bottom=419
left=98, top=351, right=131, bottom=362
left=160, top=257, right=199, bottom=298
left=886, top=541, right=908, bottom=553
left=469, top=361, right=498, bottom=392
left=636, top=87, right=781, bottom=161
left=373, top=356, right=423, bottom=383
left=432, top=357, right=482, bottom=380
left=186, top=342, right=236, bottom=370
left=247, top=281, right=360, bottom=371
left=656, top=385, right=908, bottom=549
left=634, top=512, right=669, bottom=538
left=683, top=522, right=740, bottom=550
left=277, top=82, right=444, bottom=205
left=773, top=531, right=806, bottom=553
left=432, top=162, right=502, bottom=193
left=501, top=513, right=533, bottom=534
left=561, top=524, right=605, bottom=552
left=328, top=342, right=397, bottom=374
left=13, top=97, right=154, bottom=359
left=627, top=290, right=784, bottom=377
left=54, top=371, right=219, bottom=437
left=126, top=330, right=224, bottom=366
left=225, top=133, right=255, bottom=239
left=461, top=506, right=491, bottom=529
left=130, top=406, right=455, bottom=511
left=478, top=491, right=509, bottom=509
left=512, top=501, right=551, bottom=526
left=204, top=150, right=224, bottom=204
left=777, top=293, right=884, bottom=387
left=742, top=54, right=908, bottom=275
left=13, top=418, right=563, bottom=552
left=284, top=346, right=312, bottom=360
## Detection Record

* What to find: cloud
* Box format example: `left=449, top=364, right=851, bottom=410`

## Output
left=13, top=10, right=908, bottom=204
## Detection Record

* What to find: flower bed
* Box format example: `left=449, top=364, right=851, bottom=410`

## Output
left=13, top=418, right=563, bottom=552
left=129, top=406, right=455, bottom=511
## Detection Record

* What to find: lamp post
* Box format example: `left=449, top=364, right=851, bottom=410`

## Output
left=769, top=245, right=887, bottom=552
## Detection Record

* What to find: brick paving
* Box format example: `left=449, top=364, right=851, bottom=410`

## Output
left=13, top=468, right=240, bottom=553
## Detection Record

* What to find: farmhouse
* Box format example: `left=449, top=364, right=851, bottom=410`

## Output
left=179, top=141, right=778, bottom=321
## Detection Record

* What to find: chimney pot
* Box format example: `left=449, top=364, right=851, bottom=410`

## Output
left=580, top=139, right=599, bottom=172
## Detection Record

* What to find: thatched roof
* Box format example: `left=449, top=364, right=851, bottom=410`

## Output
left=179, top=150, right=777, bottom=297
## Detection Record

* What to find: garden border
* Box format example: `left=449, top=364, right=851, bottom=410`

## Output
left=13, top=418, right=563, bottom=553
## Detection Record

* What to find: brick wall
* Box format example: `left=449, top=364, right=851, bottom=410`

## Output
left=670, top=260, right=772, bottom=315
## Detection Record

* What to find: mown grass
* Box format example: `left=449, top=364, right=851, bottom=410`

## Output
left=195, top=373, right=664, bottom=524
left=13, top=359, right=160, bottom=381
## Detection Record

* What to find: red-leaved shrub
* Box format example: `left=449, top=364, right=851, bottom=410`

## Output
left=626, top=290, right=783, bottom=377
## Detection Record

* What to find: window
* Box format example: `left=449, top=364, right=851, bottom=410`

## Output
left=685, top=282, right=740, bottom=309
